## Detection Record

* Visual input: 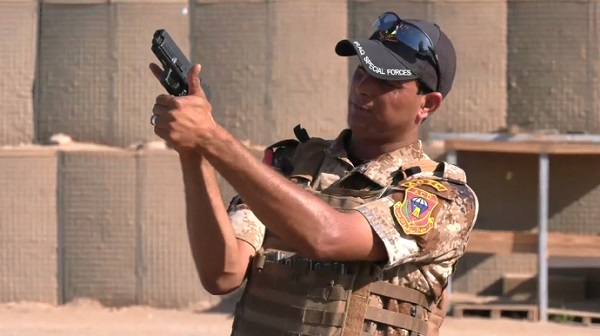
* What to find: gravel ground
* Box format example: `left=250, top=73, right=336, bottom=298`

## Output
left=0, top=300, right=598, bottom=336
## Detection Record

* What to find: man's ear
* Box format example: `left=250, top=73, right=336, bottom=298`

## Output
left=418, top=92, right=443, bottom=121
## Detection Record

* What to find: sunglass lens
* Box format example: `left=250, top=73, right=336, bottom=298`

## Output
left=374, top=13, right=399, bottom=32
left=395, top=24, right=434, bottom=53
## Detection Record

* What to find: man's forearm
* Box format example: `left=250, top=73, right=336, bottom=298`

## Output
left=179, top=153, right=247, bottom=292
left=198, top=127, right=343, bottom=259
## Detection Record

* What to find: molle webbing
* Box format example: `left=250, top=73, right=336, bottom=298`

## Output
left=370, top=282, right=432, bottom=311
left=363, top=306, right=428, bottom=335
left=342, top=280, right=431, bottom=336
left=234, top=259, right=358, bottom=336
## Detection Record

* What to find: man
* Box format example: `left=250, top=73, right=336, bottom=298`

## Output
left=150, top=11, right=478, bottom=336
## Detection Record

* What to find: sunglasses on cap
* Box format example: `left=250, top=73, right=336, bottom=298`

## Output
left=372, top=12, right=441, bottom=91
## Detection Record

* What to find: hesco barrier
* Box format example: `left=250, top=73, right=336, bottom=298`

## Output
left=190, top=0, right=350, bottom=146
left=0, top=0, right=37, bottom=145
left=35, top=0, right=190, bottom=148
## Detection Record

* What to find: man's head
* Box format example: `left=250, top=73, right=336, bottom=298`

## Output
left=335, top=12, right=457, bottom=142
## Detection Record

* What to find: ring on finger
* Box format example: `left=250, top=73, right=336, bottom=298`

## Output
left=150, top=114, right=158, bottom=126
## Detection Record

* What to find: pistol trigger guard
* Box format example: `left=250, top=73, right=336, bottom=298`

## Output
left=161, top=67, right=173, bottom=84
left=159, top=68, right=179, bottom=95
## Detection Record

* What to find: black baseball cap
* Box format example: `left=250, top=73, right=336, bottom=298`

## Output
left=335, top=13, right=457, bottom=98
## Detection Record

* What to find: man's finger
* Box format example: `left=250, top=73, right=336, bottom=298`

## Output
left=187, top=64, right=206, bottom=98
left=152, top=104, right=171, bottom=118
left=153, top=124, right=171, bottom=141
left=149, top=63, right=164, bottom=82
left=155, top=94, right=175, bottom=106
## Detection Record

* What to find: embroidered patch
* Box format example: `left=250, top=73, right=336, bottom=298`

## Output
left=393, top=187, right=439, bottom=235
left=401, top=179, right=448, bottom=192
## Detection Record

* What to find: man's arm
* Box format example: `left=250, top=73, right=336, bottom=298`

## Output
left=197, top=126, right=388, bottom=262
left=179, top=152, right=255, bottom=294
left=149, top=63, right=385, bottom=263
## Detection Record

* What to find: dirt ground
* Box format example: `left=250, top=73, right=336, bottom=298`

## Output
left=0, top=300, right=598, bottom=336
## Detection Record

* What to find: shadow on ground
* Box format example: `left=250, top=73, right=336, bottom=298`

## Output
left=196, top=286, right=244, bottom=315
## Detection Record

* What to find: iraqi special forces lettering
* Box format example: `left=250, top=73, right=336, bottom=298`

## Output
left=227, top=127, right=479, bottom=336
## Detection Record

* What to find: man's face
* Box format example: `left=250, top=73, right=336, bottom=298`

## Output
left=347, top=65, right=427, bottom=142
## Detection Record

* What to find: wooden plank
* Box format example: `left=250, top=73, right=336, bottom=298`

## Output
left=445, top=139, right=600, bottom=155
left=547, top=308, right=600, bottom=320
left=452, top=303, right=539, bottom=322
left=466, top=230, right=536, bottom=255
left=465, top=229, right=600, bottom=257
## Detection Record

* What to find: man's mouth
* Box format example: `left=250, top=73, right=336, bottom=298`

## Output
left=351, top=101, right=371, bottom=112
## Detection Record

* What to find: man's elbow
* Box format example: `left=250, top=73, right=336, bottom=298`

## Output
left=300, top=229, right=340, bottom=261
left=200, top=273, right=245, bottom=296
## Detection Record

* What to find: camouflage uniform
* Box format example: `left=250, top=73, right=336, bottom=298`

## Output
left=227, top=129, right=479, bottom=336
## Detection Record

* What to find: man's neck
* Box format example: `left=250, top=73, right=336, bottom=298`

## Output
left=347, top=133, right=420, bottom=162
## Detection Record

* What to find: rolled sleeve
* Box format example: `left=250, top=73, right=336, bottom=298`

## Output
left=355, top=180, right=479, bottom=270
left=355, top=196, right=419, bottom=269
left=227, top=197, right=266, bottom=252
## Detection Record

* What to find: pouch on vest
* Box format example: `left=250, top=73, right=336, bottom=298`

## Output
left=262, top=124, right=316, bottom=177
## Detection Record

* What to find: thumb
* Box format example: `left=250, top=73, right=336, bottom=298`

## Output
left=187, top=64, right=205, bottom=97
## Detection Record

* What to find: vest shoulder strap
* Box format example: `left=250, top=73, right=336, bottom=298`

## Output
left=399, top=158, right=468, bottom=185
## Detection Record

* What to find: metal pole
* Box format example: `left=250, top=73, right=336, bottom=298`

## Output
left=538, top=153, right=550, bottom=322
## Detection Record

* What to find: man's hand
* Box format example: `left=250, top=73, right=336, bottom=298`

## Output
left=149, top=63, right=215, bottom=154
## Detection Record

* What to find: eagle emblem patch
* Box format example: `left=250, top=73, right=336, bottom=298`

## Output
left=393, top=187, right=439, bottom=235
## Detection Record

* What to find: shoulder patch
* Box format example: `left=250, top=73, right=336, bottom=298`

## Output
left=400, top=178, right=448, bottom=192
left=392, top=186, right=440, bottom=236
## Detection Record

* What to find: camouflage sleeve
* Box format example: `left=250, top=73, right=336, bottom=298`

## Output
left=354, top=177, right=479, bottom=270
left=227, top=195, right=266, bottom=252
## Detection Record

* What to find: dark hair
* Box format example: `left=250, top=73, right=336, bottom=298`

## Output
left=416, top=80, right=433, bottom=95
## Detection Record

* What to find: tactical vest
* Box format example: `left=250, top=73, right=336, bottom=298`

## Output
left=231, top=127, right=461, bottom=336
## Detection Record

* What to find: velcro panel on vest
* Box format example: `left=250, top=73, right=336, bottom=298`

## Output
left=249, top=280, right=349, bottom=302
left=364, top=306, right=428, bottom=335
left=342, top=265, right=375, bottom=336
left=369, top=281, right=432, bottom=312
left=240, top=293, right=346, bottom=327
left=235, top=259, right=357, bottom=335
